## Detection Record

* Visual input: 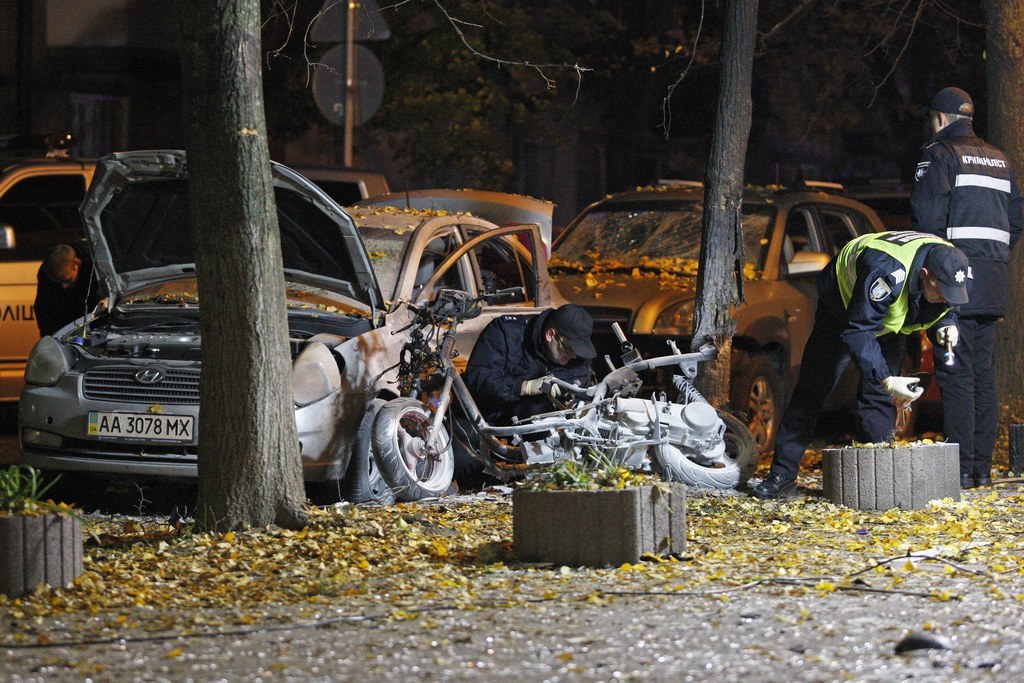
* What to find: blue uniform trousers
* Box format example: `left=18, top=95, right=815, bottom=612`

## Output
left=769, top=307, right=907, bottom=481
left=931, top=315, right=1000, bottom=479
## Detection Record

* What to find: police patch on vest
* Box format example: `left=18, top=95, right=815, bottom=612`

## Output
left=869, top=277, right=892, bottom=301
left=915, top=161, right=930, bottom=181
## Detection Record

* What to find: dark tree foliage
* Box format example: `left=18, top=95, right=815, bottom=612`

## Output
left=282, top=0, right=981, bottom=193
left=252, top=2, right=985, bottom=194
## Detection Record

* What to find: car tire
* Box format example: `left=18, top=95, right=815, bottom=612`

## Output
left=371, top=397, right=454, bottom=501
left=730, top=354, right=784, bottom=455
left=343, top=398, right=397, bottom=505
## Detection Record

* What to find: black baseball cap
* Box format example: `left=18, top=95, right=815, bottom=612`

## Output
left=925, top=245, right=970, bottom=305
left=928, top=87, right=974, bottom=117
left=548, top=304, right=596, bottom=359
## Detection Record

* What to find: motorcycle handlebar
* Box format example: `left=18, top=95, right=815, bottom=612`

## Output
left=544, top=344, right=717, bottom=398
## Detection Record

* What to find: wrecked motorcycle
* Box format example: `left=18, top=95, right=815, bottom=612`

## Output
left=368, top=289, right=758, bottom=501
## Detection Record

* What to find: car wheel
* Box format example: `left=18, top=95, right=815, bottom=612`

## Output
left=343, top=398, right=397, bottom=505
left=731, top=354, right=784, bottom=455
left=652, top=408, right=758, bottom=489
left=371, top=397, right=454, bottom=501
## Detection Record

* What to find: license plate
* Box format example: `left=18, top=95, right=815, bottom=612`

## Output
left=88, top=412, right=195, bottom=442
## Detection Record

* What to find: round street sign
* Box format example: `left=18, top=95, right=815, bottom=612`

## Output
left=312, top=44, right=385, bottom=127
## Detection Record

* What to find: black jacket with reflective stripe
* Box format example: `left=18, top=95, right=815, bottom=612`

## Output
left=911, top=118, right=1024, bottom=316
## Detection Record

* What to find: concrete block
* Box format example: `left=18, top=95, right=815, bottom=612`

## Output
left=0, top=513, right=83, bottom=599
left=513, top=484, right=686, bottom=567
left=822, top=443, right=960, bottom=511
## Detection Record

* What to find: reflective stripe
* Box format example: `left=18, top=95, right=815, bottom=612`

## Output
left=946, top=226, right=1011, bottom=244
left=955, top=173, right=1012, bottom=193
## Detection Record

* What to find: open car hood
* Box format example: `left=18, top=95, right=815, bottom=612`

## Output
left=81, top=150, right=382, bottom=309
left=355, top=189, right=555, bottom=255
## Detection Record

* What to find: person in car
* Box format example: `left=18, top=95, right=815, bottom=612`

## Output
left=752, top=232, right=970, bottom=500
left=34, top=240, right=100, bottom=337
left=455, top=304, right=597, bottom=488
left=911, top=86, right=1024, bottom=489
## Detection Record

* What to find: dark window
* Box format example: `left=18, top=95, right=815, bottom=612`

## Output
left=0, top=174, right=88, bottom=261
left=818, top=209, right=859, bottom=256
left=470, top=233, right=534, bottom=304
left=311, top=180, right=363, bottom=207
left=784, top=208, right=817, bottom=257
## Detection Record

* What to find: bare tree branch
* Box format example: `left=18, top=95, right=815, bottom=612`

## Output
left=425, top=0, right=591, bottom=93
left=867, top=0, right=927, bottom=107
left=757, top=0, right=817, bottom=49
left=660, top=0, right=707, bottom=138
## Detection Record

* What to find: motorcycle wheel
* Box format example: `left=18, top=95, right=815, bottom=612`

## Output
left=653, top=408, right=759, bottom=490
left=343, top=398, right=398, bottom=505
left=371, top=397, right=454, bottom=501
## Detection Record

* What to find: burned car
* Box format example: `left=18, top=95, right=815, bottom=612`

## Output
left=19, top=151, right=555, bottom=503
left=549, top=184, right=893, bottom=453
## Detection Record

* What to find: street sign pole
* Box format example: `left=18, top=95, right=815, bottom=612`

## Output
left=344, top=0, right=356, bottom=166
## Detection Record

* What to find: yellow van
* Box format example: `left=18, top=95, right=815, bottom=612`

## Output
left=0, top=156, right=96, bottom=400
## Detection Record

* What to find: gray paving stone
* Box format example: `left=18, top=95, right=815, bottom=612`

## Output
left=512, top=484, right=685, bottom=566
left=0, top=513, right=83, bottom=598
left=822, top=443, right=960, bottom=510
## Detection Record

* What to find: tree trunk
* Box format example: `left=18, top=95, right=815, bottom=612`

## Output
left=180, top=0, right=307, bottom=531
left=983, top=0, right=1024, bottom=422
left=692, top=0, right=759, bottom=406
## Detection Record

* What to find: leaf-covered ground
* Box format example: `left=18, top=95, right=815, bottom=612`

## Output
left=3, top=462, right=1024, bottom=652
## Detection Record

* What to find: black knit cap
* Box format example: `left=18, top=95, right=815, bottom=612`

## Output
left=929, top=87, right=974, bottom=117
left=548, top=304, right=596, bottom=359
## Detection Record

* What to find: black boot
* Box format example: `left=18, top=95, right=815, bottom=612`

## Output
left=751, top=472, right=797, bottom=500
left=960, top=474, right=975, bottom=489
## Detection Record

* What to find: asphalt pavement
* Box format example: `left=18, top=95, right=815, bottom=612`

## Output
left=3, top=486, right=1024, bottom=682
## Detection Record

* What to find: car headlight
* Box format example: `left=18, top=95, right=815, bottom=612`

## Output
left=653, top=298, right=695, bottom=336
left=292, top=342, right=342, bottom=407
left=23, top=336, right=71, bottom=387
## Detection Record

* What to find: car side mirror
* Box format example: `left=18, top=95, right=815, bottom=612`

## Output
left=787, top=250, right=830, bottom=276
left=0, top=224, right=15, bottom=250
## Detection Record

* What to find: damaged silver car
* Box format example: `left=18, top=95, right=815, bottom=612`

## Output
left=18, top=150, right=556, bottom=504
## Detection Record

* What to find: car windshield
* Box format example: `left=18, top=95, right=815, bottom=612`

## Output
left=119, top=277, right=369, bottom=316
left=356, top=226, right=411, bottom=300
left=551, top=200, right=775, bottom=276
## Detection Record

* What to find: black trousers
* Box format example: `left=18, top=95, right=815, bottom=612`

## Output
left=769, top=308, right=906, bottom=481
left=931, top=315, right=1000, bottom=478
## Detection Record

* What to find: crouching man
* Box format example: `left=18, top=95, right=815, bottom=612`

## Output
left=752, top=232, right=970, bottom=500
left=454, top=304, right=597, bottom=488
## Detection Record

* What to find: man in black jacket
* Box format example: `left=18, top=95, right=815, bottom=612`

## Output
left=34, top=241, right=99, bottom=337
left=911, top=86, right=1024, bottom=488
left=454, top=304, right=596, bottom=486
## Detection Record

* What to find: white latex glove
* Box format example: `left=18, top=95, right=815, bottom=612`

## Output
left=935, top=325, right=959, bottom=348
left=882, top=376, right=924, bottom=403
left=521, top=376, right=562, bottom=398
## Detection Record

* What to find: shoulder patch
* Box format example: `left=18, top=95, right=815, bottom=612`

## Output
left=915, top=161, right=930, bottom=182
left=890, top=269, right=906, bottom=285
left=869, top=277, right=892, bottom=302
